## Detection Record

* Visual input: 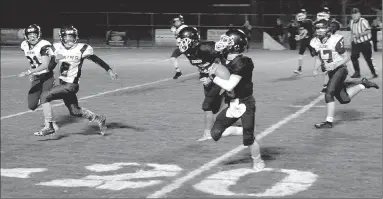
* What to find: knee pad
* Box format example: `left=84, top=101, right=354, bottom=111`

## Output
left=242, top=129, right=255, bottom=146
left=211, top=128, right=224, bottom=142
left=324, top=92, right=335, bottom=103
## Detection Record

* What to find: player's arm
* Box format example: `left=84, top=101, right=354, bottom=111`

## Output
left=210, top=58, right=250, bottom=92
left=82, top=45, right=117, bottom=79
left=19, top=45, right=56, bottom=76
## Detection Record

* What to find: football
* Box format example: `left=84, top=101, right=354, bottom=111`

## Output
left=214, top=64, right=231, bottom=80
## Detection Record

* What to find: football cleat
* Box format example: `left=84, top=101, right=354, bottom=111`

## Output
left=314, top=121, right=333, bottom=129
left=350, top=73, right=361, bottom=78
left=252, top=158, right=265, bottom=172
left=34, top=122, right=55, bottom=136
left=173, top=71, right=182, bottom=79
left=197, top=130, right=212, bottom=141
left=361, top=77, right=379, bottom=89
left=293, top=69, right=303, bottom=75
left=94, top=115, right=107, bottom=136
left=371, top=74, right=378, bottom=79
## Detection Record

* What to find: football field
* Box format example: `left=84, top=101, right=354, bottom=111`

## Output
left=1, top=47, right=382, bottom=198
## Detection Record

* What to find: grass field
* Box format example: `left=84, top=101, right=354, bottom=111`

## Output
left=1, top=47, right=382, bottom=198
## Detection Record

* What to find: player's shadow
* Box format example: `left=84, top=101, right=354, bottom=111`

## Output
left=333, top=109, right=381, bottom=126
left=38, top=122, right=146, bottom=141
left=222, top=147, right=285, bottom=165
left=74, top=122, right=146, bottom=136
left=271, top=74, right=314, bottom=83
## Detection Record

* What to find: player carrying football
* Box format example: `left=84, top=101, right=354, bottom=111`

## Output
left=170, top=15, right=188, bottom=79
left=18, top=24, right=59, bottom=135
left=209, top=29, right=265, bottom=171
left=294, top=10, right=315, bottom=75
left=24, top=25, right=118, bottom=136
left=311, top=19, right=379, bottom=128
left=177, top=27, right=243, bottom=141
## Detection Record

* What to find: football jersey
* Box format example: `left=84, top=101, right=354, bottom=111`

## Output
left=298, top=19, right=314, bottom=38
left=310, top=34, right=345, bottom=69
left=184, top=41, right=222, bottom=78
left=225, top=55, right=254, bottom=99
left=20, top=39, right=53, bottom=75
left=52, top=42, right=93, bottom=84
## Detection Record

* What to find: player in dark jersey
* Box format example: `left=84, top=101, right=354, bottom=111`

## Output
left=311, top=19, right=379, bottom=128
left=170, top=15, right=188, bottom=79
left=209, top=29, right=265, bottom=171
left=294, top=11, right=315, bottom=75
left=24, top=25, right=118, bottom=136
left=18, top=24, right=59, bottom=135
left=177, top=27, right=243, bottom=141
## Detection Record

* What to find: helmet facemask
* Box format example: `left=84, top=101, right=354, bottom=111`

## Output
left=315, top=22, right=331, bottom=41
left=25, top=25, right=41, bottom=45
left=215, top=34, right=235, bottom=52
left=179, top=38, right=192, bottom=53
left=60, top=29, right=78, bottom=49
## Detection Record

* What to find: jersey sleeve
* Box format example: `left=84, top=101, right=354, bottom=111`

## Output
left=200, top=42, right=220, bottom=63
left=39, top=41, right=53, bottom=56
left=20, top=41, right=27, bottom=52
left=361, top=18, right=371, bottom=31
left=334, top=37, right=346, bottom=54
left=231, top=56, right=253, bottom=76
left=81, top=44, right=94, bottom=58
left=309, top=39, right=319, bottom=56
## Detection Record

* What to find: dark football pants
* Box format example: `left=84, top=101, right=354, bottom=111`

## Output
left=298, top=38, right=311, bottom=55
left=41, top=80, right=83, bottom=116
left=211, top=95, right=256, bottom=146
left=325, top=66, right=351, bottom=104
left=171, top=48, right=182, bottom=58
left=202, top=83, right=224, bottom=114
left=27, top=72, right=54, bottom=110
left=351, top=41, right=376, bottom=75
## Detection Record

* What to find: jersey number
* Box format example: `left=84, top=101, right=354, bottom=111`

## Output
left=319, top=50, right=333, bottom=63
left=60, top=62, right=70, bottom=77
left=26, top=56, right=42, bottom=69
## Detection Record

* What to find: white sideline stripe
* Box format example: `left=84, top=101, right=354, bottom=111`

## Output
left=0, top=72, right=198, bottom=120
left=146, top=95, right=324, bottom=198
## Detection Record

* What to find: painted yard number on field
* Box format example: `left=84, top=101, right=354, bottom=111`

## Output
left=37, top=163, right=183, bottom=191
left=2, top=163, right=318, bottom=196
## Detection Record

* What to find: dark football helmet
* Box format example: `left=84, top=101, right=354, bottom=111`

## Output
left=178, top=27, right=200, bottom=53
left=314, top=19, right=332, bottom=41
left=215, top=29, right=248, bottom=54
left=24, top=24, right=42, bottom=45
left=59, top=25, right=79, bottom=49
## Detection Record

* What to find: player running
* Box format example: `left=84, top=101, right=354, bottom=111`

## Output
left=24, top=25, right=118, bottom=136
left=18, top=24, right=59, bottom=135
left=177, top=27, right=243, bottom=141
left=311, top=19, right=379, bottom=128
left=294, top=10, right=315, bottom=75
left=209, top=29, right=265, bottom=171
left=170, top=15, right=188, bottom=79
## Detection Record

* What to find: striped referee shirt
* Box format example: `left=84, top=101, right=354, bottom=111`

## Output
left=350, top=17, right=372, bottom=43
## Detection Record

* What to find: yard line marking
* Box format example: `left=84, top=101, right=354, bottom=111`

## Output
left=0, top=72, right=198, bottom=120
left=146, top=94, right=324, bottom=198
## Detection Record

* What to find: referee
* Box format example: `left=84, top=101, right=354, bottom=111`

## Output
left=350, top=8, right=378, bottom=78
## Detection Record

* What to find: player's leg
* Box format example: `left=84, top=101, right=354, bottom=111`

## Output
left=171, top=48, right=183, bottom=79
left=27, top=78, right=43, bottom=111
left=294, top=38, right=308, bottom=74
left=321, top=72, right=329, bottom=93
left=239, top=96, right=264, bottom=171
left=39, top=73, right=59, bottom=132
left=360, top=41, right=378, bottom=78
left=350, top=42, right=362, bottom=78
left=210, top=107, right=240, bottom=142
left=61, top=84, right=107, bottom=135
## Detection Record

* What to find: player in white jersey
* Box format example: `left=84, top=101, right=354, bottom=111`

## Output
left=18, top=24, right=59, bottom=135
left=311, top=19, right=379, bottom=128
left=27, top=25, right=118, bottom=136
left=170, top=15, right=188, bottom=79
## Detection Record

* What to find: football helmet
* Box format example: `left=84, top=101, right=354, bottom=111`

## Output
left=215, top=29, right=248, bottom=54
left=296, top=12, right=307, bottom=22
left=178, top=27, right=200, bottom=53
left=24, top=24, right=42, bottom=45
left=59, top=25, right=79, bottom=49
left=172, top=15, right=184, bottom=28
left=314, top=19, right=332, bottom=41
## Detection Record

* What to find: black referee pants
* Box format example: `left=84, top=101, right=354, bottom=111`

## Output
left=351, top=41, right=376, bottom=75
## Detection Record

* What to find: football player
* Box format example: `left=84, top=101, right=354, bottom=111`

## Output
left=18, top=24, right=59, bottom=135
left=294, top=10, right=315, bottom=75
left=25, top=25, right=118, bottom=136
left=311, top=19, right=379, bottom=128
left=209, top=29, right=265, bottom=171
left=170, top=15, right=188, bottom=79
left=177, top=27, right=243, bottom=141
